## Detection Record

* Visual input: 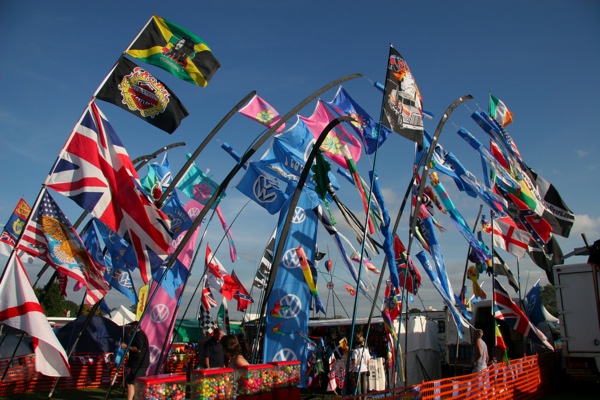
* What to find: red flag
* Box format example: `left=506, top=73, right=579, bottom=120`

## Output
left=0, top=253, right=70, bottom=376
left=231, top=270, right=253, bottom=311
left=394, top=235, right=421, bottom=294
left=18, top=190, right=108, bottom=305
left=205, top=244, right=238, bottom=300
left=44, top=102, right=172, bottom=284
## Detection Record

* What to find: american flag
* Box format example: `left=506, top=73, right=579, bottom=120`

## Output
left=44, top=101, right=172, bottom=284
left=18, top=190, right=108, bottom=305
left=493, top=278, right=553, bottom=350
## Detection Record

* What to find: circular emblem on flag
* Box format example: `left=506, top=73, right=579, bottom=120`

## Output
left=170, top=215, right=183, bottom=234
left=273, top=348, right=297, bottom=361
left=282, top=248, right=300, bottom=269
left=188, top=206, right=201, bottom=219
left=253, top=174, right=278, bottom=204
left=116, top=270, right=132, bottom=288
left=120, top=67, right=170, bottom=118
left=278, top=294, right=302, bottom=319
left=148, top=345, right=162, bottom=365
left=150, top=303, right=170, bottom=324
left=292, top=206, right=306, bottom=224
left=326, top=282, right=334, bottom=290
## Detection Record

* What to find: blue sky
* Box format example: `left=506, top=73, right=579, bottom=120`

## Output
left=1, top=1, right=599, bottom=320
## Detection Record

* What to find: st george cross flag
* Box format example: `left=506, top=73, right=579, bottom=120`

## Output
left=0, top=253, right=70, bottom=376
left=300, top=99, right=362, bottom=169
left=381, top=46, right=424, bottom=145
left=492, top=216, right=532, bottom=258
left=489, top=94, right=514, bottom=127
left=231, top=270, right=254, bottom=312
left=126, top=15, right=220, bottom=87
left=96, top=56, right=189, bottom=134
left=44, top=102, right=172, bottom=284
left=18, top=190, right=108, bottom=306
left=205, top=244, right=239, bottom=300
left=239, top=94, right=286, bottom=132
left=493, top=278, right=553, bottom=350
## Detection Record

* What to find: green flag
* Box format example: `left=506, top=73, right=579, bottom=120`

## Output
left=126, top=15, right=220, bottom=87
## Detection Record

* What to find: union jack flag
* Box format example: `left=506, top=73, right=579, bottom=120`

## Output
left=493, top=278, right=553, bottom=350
left=44, top=101, right=172, bottom=284
left=201, top=275, right=217, bottom=310
left=18, top=190, right=108, bottom=305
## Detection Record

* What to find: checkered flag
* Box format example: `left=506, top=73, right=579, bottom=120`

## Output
left=198, top=275, right=217, bottom=337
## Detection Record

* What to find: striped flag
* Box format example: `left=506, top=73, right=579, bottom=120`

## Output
left=18, top=190, right=108, bottom=305
left=489, top=94, right=514, bottom=127
left=44, top=102, right=172, bottom=284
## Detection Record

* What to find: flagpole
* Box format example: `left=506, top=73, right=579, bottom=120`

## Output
left=164, top=74, right=362, bottom=272
left=251, top=117, right=354, bottom=363
left=155, top=90, right=257, bottom=208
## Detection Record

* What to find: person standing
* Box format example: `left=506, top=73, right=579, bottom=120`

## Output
left=350, top=333, right=371, bottom=397
left=472, top=329, right=489, bottom=372
left=122, top=321, right=150, bottom=400
left=222, top=334, right=250, bottom=368
left=203, top=327, right=225, bottom=368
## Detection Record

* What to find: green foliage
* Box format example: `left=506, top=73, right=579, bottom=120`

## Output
left=540, top=284, right=558, bottom=317
left=33, top=281, right=83, bottom=317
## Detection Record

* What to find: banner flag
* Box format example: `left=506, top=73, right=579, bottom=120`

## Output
left=126, top=15, right=220, bottom=87
left=381, top=46, right=424, bottom=145
left=96, top=56, right=189, bottom=134
left=264, top=190, right=319, bottom=387
left=239, top=94, right=285, bottom=132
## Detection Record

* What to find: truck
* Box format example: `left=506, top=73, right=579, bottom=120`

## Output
left=553, top=262, right=600, bottom=381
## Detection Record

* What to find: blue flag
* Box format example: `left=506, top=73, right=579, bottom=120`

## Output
left=328, top=87, right=392, bottom=154
left=236, top=161, right=289, bottom=215
left=524, top=280, right=545, bottom=326
left=263, top=189, right=319, bottom=387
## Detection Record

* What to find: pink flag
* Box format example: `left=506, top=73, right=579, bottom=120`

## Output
left=0, top=253, right=70, bottom=377
left=300, top=100, right=362, bottom=169
left=492, top=216, right=532, bottom=258
left=239, top=94, right=285, bottom=132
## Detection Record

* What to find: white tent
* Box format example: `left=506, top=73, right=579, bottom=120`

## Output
left=398, top=315, right=442, bottom=386
left=108, top=305, right=136, bottom=326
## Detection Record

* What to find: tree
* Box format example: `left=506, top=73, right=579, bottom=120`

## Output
left=540, top=284, right=558, bottom=318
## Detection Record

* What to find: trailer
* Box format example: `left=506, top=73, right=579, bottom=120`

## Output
left=554, top=262, right=600, bottom=380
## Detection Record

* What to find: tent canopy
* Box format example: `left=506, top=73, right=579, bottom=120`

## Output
left=109, top=305, right=136, bottom=326
left=55, top=316, right=124, bottom=353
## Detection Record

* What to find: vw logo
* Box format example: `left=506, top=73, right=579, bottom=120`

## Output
left=273, top=348, right=297, bottom=361
left=149, top=345, right=162, bottom=365
left=188, top=206, right=201, bottom=219
left=292, top=206, right=306, bottom=224
left=253, top=174, right=278, bottom=204
left=116, top=270, right=132, bottom=287
left=282, top=248, right=300, bottom=269
left=150, top=304, right=170, bottom=324
left=303, top=138, right=316, bottom=162
left=278, top=294, right=302, bottom=318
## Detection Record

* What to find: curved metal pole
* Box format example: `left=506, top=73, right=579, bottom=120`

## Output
left=155, top=91, right=257, bottom=207
left=165, top=74, right=362, bottom=269
left=251, top=116, right=354, bottom=362
left=399, top=94, right=473, bottom=384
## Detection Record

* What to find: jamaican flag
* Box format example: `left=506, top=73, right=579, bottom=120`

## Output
left=126, top=15, right=220, bottom=87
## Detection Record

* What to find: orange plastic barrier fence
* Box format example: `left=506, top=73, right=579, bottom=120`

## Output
left=0, top=352, right=125, bottom=396
left=343, top=352, right=560, bottom=399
